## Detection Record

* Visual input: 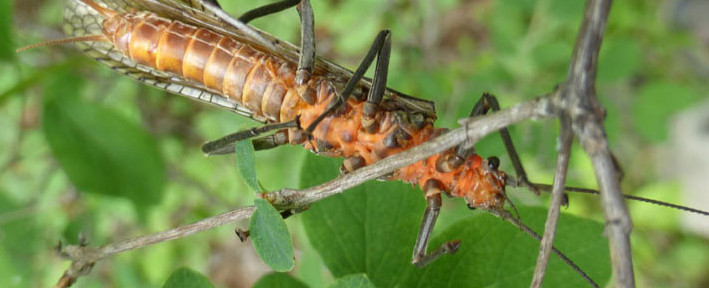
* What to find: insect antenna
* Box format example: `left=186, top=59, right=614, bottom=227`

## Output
left=489, top=209, right=600, bottom=288
left=530, top=183, right=709, bottom=216
left=15, top=35, right=107, bottom=53
left=507, top=178, right=709, bottom=216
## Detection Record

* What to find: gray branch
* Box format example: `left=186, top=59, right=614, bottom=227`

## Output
left=531, top=114, right=574, bottom=288
left=552, top=0, right=634, bottom=287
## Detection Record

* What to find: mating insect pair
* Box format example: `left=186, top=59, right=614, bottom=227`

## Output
left=19, top=0, right=709, bottom=286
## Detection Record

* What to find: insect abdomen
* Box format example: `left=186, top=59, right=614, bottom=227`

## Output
left=115, top=13, right=299, bottom=122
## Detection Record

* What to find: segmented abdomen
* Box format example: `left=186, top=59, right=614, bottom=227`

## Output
left=110, top=12, right=318, bottom=125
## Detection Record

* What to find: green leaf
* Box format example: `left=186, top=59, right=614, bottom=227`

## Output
left=161, top=267, right=214, bottom=288
left=299, top=155, right=425, bottom=287
left=235, top=139, right=260, bottom=192
left=251, top=198, right=295, bottom=272
left=299, top=155, right=610, bottom=288
left=0, top=0, right=14, bottom=61
left=399, top=208, right=611, bottom=287
left=42, top=72, right=165, bottom=213
left=328, top=274, right=376, bottom=288
left=253, top=273, right=309, bottom=288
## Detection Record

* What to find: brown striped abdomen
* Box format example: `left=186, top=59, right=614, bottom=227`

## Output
left=105, top=12, right=318, bottom=124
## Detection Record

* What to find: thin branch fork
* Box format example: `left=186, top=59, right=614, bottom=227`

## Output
left=54, top=95, right=558, bottom=288
left=530, top=0, right=634, bottom=287
left=531, top=114, right=574, bottom=288
left=562, top=0, right=635, bottom=287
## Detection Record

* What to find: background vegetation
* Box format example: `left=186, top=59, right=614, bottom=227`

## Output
left=2, top=0, right=708, bottom=287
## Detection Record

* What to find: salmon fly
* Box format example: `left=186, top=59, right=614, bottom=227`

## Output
left=17, top=0, right=709, bottom=286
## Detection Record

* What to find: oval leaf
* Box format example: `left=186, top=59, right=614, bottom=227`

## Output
left=235, top=139, right=260, bottom=192
left=254, top=273, right=309, bottom=288
left=328, top=274, right=376, bottom=288
left=299, top=154, right=610, bottom=287
left=162, top=267, right=214, bottom=288
left=251, top=198, right=295, bottom=272
left=42, top=72, right=165, bottom=212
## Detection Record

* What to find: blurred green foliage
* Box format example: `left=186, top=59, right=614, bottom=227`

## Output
left=3, top=0, right=709, bottom=287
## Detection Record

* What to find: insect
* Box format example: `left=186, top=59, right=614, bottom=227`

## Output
left=52, top=0, right=527, bottom=264
left=17, top=0, right=709, bottom=286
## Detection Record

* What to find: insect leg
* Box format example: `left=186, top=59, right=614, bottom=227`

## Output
left=237, top=0, right=301, bottom=23
left=411, top=180, right=461, bottom=267
left=455, top=93, right=543, bottom=196
left=306, top=30, right=392, bottom=135
left=202, top=120, right=298, bottom=155
left=237, top=0, right=315, bottom=86
left=252, top=130, right=289, bottom=151
left=361, top=29, right=391, bottom=133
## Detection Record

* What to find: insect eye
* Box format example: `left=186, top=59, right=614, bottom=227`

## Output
left=487, top=156, right=500, bottom=170
left=466, top=203, right=476, bottom=210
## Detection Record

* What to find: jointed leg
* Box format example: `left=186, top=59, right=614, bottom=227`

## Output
left=238, top=0, right=300, bottom=23
left=202, top=120, right=297, bottom=155
left=411, top=180, right=461, bottom=267
left=238, top=0, right=315, bottom=86
left=306, top=30, right=392, bottom=135
left=452, top=93, right=541, bottom=195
